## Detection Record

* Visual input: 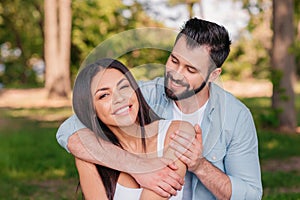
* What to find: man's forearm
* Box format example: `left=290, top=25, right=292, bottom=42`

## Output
left=69, top=129, right=184, bottom=197
left=68, top=131, right=106, bottom=165
left=68, top=129, right=167, bottom=173
left=194, top=158, right=232, bottom=200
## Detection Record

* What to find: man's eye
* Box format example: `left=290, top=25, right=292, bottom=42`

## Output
left=171, top=59, right=178, bottom=64
left=187, top=67, right=197, bottom=73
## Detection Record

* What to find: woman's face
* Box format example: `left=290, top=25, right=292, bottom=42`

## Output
left=91, top=68, right=139, bottom=128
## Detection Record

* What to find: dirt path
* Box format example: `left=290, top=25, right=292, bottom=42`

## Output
left=0, top=88, right=71, bottom=108
left=261, top=157, right=300, bottom=172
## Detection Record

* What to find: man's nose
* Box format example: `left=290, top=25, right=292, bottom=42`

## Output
left=171, top=67, right=185, bottom=80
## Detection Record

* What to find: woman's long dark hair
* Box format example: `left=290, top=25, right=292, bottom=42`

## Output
left=73, top=58, right=161, bottom=199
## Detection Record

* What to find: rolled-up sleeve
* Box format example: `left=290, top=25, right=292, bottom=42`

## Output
left=226, top=109, right=263, bottom=200
left=229, top=175, right=262, bottom=199
left=56, top=114, right=86, bottom=152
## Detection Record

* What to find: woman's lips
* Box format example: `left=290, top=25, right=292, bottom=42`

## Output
left=113, top=105, right=132, bottom=115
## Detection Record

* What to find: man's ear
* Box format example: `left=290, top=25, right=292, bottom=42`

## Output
left=208, top=68, right=222, bottom=82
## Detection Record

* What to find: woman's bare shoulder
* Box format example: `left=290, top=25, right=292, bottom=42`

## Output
left=168, top=120, right=195, bottom=136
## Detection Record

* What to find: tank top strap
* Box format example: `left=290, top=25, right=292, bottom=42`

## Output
left=157, top=120, right=172, bottom=157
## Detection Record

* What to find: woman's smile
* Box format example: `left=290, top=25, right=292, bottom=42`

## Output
left=112, top=104, right=133, bottom=116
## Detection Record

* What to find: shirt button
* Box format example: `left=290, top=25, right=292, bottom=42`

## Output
left=212, top=156, right=216, bottom=160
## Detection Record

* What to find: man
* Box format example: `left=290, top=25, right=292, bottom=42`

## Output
left=57, top=18, right=262, bottom=199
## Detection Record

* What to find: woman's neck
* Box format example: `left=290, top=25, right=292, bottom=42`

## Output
left=108, top=121, right=159, bottom=154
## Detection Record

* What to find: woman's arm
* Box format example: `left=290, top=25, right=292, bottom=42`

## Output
left=139, top=121, right=195, bottom=200
left=75, top=158, right=108, bottom=200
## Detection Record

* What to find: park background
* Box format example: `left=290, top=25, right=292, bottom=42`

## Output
left=0, top=0, right=299, bottom=199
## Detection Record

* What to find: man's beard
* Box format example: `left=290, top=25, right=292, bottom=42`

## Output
left=164, top=72, right=208, bottom=101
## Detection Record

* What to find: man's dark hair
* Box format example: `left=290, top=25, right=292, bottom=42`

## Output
left=175, top=18, right=231, bottom=68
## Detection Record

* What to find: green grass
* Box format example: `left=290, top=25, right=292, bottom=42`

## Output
left=0, top=107, right=80, bottom=199
left=240, top=94, right=300, bottom=199
left=258, top=129, right=300, bottom=160
left=241, top=94, right=300, bottom=127
left=262, top=171, right=300, bottom=189
left=0, top=94, right=300, bottom=199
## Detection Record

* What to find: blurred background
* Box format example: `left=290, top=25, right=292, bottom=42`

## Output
left=0, top=0, right=299, bottom=199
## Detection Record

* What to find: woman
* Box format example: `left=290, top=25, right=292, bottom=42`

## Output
left=72, top=58, right=195, bottom=199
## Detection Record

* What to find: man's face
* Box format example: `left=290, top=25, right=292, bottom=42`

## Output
left=165, top=36, right=213, bottom=100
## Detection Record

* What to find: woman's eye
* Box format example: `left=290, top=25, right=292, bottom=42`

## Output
left=99, top=93, right=109, bottom=99
left=120, top=84, right=130, bottom=90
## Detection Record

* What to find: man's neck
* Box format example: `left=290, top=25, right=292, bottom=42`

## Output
left=174, top=87, right=209, bottom=114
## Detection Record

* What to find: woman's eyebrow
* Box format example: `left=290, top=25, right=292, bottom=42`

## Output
left=94, top=78, right=127, bottom=96
left=94, top=87, right=109, bottom=96
left=116, top=78, right=127, bottom=87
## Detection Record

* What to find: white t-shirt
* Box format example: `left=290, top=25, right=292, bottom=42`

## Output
left=172, top=100, right=208, bottom=126
left=172, top=100, right=208, bottom=200
left=113, top=120, right=183, bottom=200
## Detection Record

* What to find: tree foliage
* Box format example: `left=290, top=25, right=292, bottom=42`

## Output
left=226, top=0, right=299, bottom=81
left=0, top=0, right=299, bottom=90
left=0, top=0, right=44, bottom=87
left=224, top=0, right=273, bottom=80
left=70, top=1, right=167, bottom=81
left=0, top=0, right=166, bottom=88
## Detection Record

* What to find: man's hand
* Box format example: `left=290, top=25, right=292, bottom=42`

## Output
left=132, top=160, right=184, bottom=198
left=170, top=124, right=203, bottom=173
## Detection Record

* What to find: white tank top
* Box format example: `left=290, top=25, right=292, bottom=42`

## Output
left=113, top=120, right=183, bottom=200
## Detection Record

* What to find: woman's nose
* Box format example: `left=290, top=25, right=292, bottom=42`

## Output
left=112, top=91, right=125, bottom=104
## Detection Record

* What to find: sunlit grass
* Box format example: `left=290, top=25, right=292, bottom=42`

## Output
left=3, top=107, right=73, bottom=122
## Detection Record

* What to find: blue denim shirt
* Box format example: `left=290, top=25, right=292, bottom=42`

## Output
left=57, top=77, right=262, bottom=200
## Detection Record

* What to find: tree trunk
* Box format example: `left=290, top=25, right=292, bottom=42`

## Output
left=44, top=0, right=58, bottom=95
left=271, top=0, right=297, bottom=132
left=58, top=0, right=71, bottom=94
left=44, top=0, right=71, bottom=99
